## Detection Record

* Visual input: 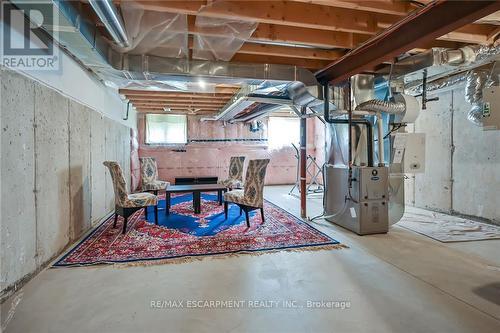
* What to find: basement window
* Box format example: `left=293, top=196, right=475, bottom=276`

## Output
left=267, top=116, right=300, bottom=150
left=145, top=114, right=188, bottom=145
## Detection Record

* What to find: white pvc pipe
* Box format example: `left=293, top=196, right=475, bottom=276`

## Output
left=376, top=112, right=385, bottom=166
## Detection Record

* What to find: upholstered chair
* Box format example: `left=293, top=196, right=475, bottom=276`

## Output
left=139, top=157, right=170, bottom=194
left=218, top=156, right=245, bottom=189
left=224, top=159, right=270, bottom=227
left=104, top=161, right=158, bottom=234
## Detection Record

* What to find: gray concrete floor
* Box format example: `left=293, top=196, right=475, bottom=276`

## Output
left=2, top=185, right=500, bottom=333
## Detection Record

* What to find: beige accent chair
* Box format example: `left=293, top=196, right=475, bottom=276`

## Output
left=104, top=161, right=158, bottom=234
left=224, top=159, right=270, bottom=227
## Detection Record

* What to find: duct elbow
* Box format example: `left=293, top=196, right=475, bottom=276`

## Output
left=355, top=94, right=420, bottom=123
left=355, top=99, right=406, bottom=115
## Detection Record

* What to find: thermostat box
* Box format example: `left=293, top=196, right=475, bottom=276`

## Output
left=391, top=133, right=425, bottom=173
left=482, top=86, right=500, bottom=131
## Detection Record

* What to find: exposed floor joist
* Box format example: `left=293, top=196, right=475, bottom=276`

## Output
left=135, top=0, right=499, bottom=44
left=83, top=1, right=499, bottom=72
left=120, top=86, right=240, bottom=116
left=316, top=0, right=500, bottom=84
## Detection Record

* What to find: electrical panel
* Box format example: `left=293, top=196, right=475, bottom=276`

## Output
left=482, top=86, right=500, bottom=131
left=391, top=133, right=425, bottom=173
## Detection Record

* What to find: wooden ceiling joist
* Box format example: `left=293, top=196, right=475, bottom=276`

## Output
left=85, top=0, right=500, bottom=74
left=187, top=35, right=344, bottom=61
left=132, top=102, right=226, bottom=108
left=231, top=53, right=331, bottom=70
left=288, top=0, right=416, bottom=16
left=119, top=88, right=238, bottom=96
left=120, top=84, right=238, bottom=115
left=136, top=110, right=217, bottom=115
left=315, top=0, right=500, bottom=85
left=137, top=0, right=497, bottom=45
left=126, top=97, right=228, bottom=103
left=136, top=0, right=395, bottom=35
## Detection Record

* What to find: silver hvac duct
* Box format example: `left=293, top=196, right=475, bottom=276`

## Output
left=88, top=0, right=130, bottom=48
left=465, top=69, right=491, bottom=126
left=209, top=81, right=334, bottom=122
left=10, top=1, right=318, bottom=91
left=103, top=54, right=318, bottom=87
left=355, top=99, right=406, bottom=115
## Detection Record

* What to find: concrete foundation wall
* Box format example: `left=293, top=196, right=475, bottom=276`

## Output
left=408, top=88, right=499, bottom=223
left=1, top=69, right=132, bottom=297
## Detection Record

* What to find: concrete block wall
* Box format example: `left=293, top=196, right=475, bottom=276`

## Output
left=1, top=69, right=132, bottom=298
left=407, top=88, right=500, bottom=224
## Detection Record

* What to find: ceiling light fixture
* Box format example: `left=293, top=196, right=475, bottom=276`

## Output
left=163, top=107, right=171, bottom=112
left=197, top=78, right=207, bottom=89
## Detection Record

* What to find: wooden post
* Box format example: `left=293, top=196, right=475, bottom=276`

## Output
left=300, top=106, right=307, bottom=218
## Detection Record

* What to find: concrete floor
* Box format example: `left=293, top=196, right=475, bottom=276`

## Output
left=2, top=185, right=500, bottom=333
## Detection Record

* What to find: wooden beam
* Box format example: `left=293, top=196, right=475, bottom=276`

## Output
left=231, top=53, right=331, bottom=70
left=135, top=105, right=220, bottom=109
left=138, top=0, right=492, bottom=45
left=129, top=99, right=228, bottom=105
left=250, top=22, right=365, bottom=49
left=136, top=106, right=219, bottom=111
left=126, top=96, right=233, bottom=103
left=132, top=102, right=226, bottom=108
left=128, top=96, right=229, bottom=104
left=316, top=0, right=500, bottom=84
left=136, top=110, right=217, bottom=115
left=289, top=0, right=415, bottom=16
left=487, top=25, right=500, bottom=42
left=237, top=42, right=344, bottom=61
left=438, top=24, right=496, bottom=44
left=119, top=89, right=238, bottom=96
left=137, top=0, right=395, bottom=35
left=186, top=34, right=344, bottom=60
left=187, top=14, right=365, bottom=49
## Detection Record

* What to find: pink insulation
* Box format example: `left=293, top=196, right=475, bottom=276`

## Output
left=137, top=115, right=320, bottom=185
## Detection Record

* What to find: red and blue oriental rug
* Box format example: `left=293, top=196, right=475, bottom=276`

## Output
left=54, top=193, right=344, bottom=267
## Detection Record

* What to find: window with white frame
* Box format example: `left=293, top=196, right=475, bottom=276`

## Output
left=145, top=114, right=187, bottom=144
left=267, top=116, right=300, bottom=150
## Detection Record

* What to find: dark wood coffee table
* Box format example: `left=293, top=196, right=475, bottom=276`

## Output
left=165, top=184, right=228, bottom=215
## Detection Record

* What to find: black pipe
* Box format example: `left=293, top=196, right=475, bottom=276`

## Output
left=347, top=79, right=352, bottom=168
left=323, top=84, right=330, bottom=122
left=123, top=101, right=130, bottom=121
left=328, top=119, right=374, bottom=167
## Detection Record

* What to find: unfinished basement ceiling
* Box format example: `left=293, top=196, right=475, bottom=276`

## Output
left=79, top=0, right=500, bottom=71
left=120, top=85, right=240, bottom=115
left=69, top=0, right=500, bottom=117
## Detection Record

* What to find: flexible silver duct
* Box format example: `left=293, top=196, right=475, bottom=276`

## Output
left=465, top=69, right=490, bottom=126
left=355, top=99, right=406, bottom=115
left=409, top=72, right=468, bottom=95
left=89, top=0, right=130, bottom=48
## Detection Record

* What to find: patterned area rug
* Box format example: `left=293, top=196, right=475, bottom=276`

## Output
left=54, top=193, right=344, bottom=267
